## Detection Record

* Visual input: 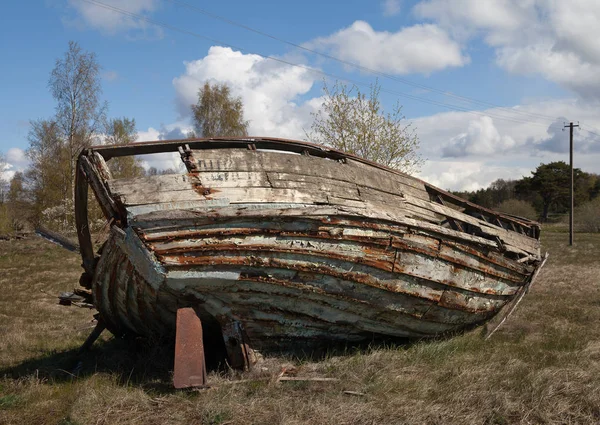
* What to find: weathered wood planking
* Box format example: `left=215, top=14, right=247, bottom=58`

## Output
left=77, top=137, right=545, bottom=354
left=92, top=227, right=510, bottom=346
left=402, top=194, right=540, bottom=254
left=109, top=170, right=441, bottom=223
left=191, top=149, right=432, bottom=201
left=130, top=205, right=503, bottom=253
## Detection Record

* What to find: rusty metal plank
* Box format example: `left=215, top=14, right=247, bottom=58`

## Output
left=173, top=307, right=207, bottom=389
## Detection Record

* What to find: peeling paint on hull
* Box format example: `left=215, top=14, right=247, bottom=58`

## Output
left=75, top=137, right=544, bottom=351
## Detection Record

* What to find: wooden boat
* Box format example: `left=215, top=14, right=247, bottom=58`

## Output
left=74, top=137, right=545, bottom=371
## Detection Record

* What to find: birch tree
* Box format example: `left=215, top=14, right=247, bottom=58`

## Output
left=307, top=80, right=422, bottom=173
left=49, top=41, right=106, bottom=187
left=192, top=82, right=249, bottom=137
left=104, top=117, right=145, bottom=179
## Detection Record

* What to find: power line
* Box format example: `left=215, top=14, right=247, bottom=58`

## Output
left=78, top=0, right=563, bottom=129
left=580, top=124, right=600, bottom=138
left=163, top=0, right=563, bottom=124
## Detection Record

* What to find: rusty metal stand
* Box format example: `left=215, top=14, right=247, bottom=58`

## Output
left=78, top=319, right=106, bottom=354
left=173, top=307, right=207, bottom=389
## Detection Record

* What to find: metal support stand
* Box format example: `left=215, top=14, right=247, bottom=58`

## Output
left=173, top=307, right=207, bottom=389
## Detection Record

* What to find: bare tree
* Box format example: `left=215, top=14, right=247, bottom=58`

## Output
left=104, top=117, right=145, bottom=179
left=49, top=41, right=106, bottom=185
left=307, top=80, right=422, bottom=173
left=192, top=82, right=249, bottom=137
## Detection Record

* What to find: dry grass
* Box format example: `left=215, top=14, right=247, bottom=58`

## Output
left=1, top=230, right=599, bottom=424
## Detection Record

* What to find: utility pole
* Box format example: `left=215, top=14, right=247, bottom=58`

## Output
left=564, top=122, right=579, bottom=246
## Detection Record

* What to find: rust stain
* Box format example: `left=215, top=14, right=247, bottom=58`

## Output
left=75, top=137, right=544, bottom=357
left=173, top=307, right=207, bottom=388
left=191, top=182, right=220, bottom=197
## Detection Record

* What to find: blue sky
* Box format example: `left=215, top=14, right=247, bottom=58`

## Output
left=1, top=0, right=599, bottom=190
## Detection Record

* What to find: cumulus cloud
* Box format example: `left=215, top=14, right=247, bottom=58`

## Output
left=417, top=160, right=531, bottom=191
left=172, top=46, right=319, bottom=138
left=441, top=116, right=516, bottom=157
left=305, top=21, right=468, bottom=75
left=414, top=0, right=535, bottom=44
left=64, top=0, right=162, bottom=37
left=382, top=0, right=401, bottom=17
left=414, top=0, right=600, bottom=98
left=534, top=118, right=600, bottom=154
left=411, top=98, right=600, bottom=189
left=1, top=148, right=28, bottom=182
left=136, top=124, right=193, bottom=172
left=414, top=99, right=594, bottom=160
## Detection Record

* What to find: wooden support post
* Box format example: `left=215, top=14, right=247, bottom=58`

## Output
left=220, top=320, right=256, bottom=371
left=78, top=320, right=106, bottom=354
left=173, top=307, right=207, bottom=389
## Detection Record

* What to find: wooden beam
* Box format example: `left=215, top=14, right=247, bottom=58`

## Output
left=74, top=156, right=95, bottom=276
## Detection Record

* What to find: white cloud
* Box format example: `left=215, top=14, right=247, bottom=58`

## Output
left=135, top=124, right=193, bottom=172
left=306, top=21, right=468, bottom=75
left=414, top=0, right=534, bottom=44
left=441, top=116, right=516, bottom=157
left=412, top=98, right=600, bottom=189
left=418, top=160, right=531, bottom=191
left=172, top=46, right=320, bottom=138
left=65, top=0, right=162, bottom=37
left=6, top=148, right=27, bottom=168
left=414, top=0, right=600, bottom=98
left=382, top=0, right=401, bottom=17
left=1, top=148, right=28, bottom=182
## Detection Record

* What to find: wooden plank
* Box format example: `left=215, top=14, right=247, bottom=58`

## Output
left=91, top=151, right=112, bottom=181
left=131, top=204, right=502, bottom=250
left=109, top=171, right=360, bottom=202
left=126, top=199, right=232, bottom=217
left=116, top=187, right=329, bottom=207
left=200, top=171, right=270, bottom=188
left=345, top=158, right=428, bottom=191
left=268, top=172, right=359, bottom=191
left=80, top=155, right=120, bottom=221
left=192, top=149, right=431, bottom=201
left=485, top=253, right=549, bottom=339
left=402, top=194, right=540, bottom=254
left=36, top=226, right=80, bottom=253
left=272, top=180, right=361, bottom=201
left=75, top=156, right=96, bottom=276
left=89, top=137, right=539, bottom=240
left=109, top=174, right=198, bottom=194
left=358, top=187, right=441, bottom=223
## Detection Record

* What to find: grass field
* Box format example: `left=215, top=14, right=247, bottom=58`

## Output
left=0, top=230, right=599, bottom=424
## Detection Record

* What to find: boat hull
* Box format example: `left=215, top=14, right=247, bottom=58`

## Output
left=76, top=138, right=543, bottom=352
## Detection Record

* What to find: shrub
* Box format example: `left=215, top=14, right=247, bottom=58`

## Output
left=574, top=197, right=600, bottom=232
left=495, top=199, right=538, bottom=220
left=0, top=204, right=11, bottom=233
